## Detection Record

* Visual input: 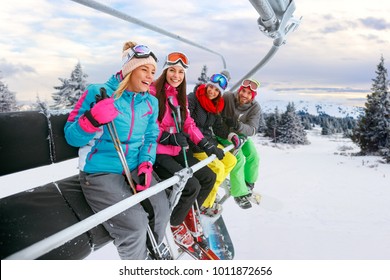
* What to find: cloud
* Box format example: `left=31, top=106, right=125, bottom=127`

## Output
left=321, top=23, right=346, bottom=34
left=0, top=58, right=36, bottom=77
left=359, top=17, right=390, bottom=30
left=318, top=15, right=390, bottom=34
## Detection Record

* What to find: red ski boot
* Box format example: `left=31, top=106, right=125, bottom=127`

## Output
left=170, top=223, right=194, bottom=249
left=184, top=207, right=220, bottom=260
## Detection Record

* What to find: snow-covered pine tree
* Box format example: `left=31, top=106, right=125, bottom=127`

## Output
left=321, top=118, right=333, bottom=135
left=197, top=65, right=209, bottom=85
left=352, top=55, right=390, bottom=162
left=34, top=95, right=48, bottom=112
left=301, top=115, right=313, bottom=130
left=0, top=74, right=17, bottom=112
left=264, top=107, right=281, bottom=142
left=257, top=107, right=267, bottom=133
left=51, top=62, right=88, bottom=110
left=278, top=102, right=309, bottom=145
left=51, top=77, right=71, bottom=109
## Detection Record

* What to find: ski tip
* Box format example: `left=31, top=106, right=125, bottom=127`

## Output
left=248, top=193, right=261, bottom=205
left=249, top=192, right=284, bottom=211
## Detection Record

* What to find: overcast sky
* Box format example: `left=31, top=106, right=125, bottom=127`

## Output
left=1, top=0, right=390, bottom=106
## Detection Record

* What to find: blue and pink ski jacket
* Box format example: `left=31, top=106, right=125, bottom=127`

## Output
left=64, top=74, right=159, bottom=174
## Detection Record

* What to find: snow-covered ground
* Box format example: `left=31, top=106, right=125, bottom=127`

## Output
left=1, top=127, right=389, bottom=260
left=229, top=128, right=390, bottom=260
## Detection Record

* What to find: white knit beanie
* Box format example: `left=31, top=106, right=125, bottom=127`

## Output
left=121, top=47, right=157, bottom=78
left=207, top=73, right=228, bottom=94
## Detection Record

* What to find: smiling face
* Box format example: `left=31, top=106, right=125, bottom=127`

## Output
left=126, top=64, right=156, bottom=92
left=165, top=66, right=185, bottom=88
left=206, top=84, right=221, bottom=100
left=238, top=86, right=253, bottom=105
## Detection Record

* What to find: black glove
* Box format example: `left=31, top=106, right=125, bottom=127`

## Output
left=225, top=118, right=238, bottom=129
left=199, top=138, right=225, bottom=160
left=160, top=131, right=188, bottom=147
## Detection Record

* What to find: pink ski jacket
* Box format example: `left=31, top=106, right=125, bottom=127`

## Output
left=150, top=82, right=204, bottom=156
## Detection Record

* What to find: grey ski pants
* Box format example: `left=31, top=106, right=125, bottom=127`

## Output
left=79, top=171, right=170, bottom=260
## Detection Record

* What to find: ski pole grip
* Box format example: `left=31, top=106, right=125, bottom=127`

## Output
left=95, top=87, right=109, bottom=103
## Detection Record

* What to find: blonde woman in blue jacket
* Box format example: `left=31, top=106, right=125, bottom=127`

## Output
left=65, top=41, right=169, bottom=260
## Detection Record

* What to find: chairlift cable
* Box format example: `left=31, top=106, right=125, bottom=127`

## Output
left=70, top=0, right=227, bottom=68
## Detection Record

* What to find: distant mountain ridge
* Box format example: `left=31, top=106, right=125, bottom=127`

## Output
left=261, top=99, right=364, bottom=119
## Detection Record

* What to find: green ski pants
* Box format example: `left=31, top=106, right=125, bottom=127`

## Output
left=219, top=138, right=260, bottom=197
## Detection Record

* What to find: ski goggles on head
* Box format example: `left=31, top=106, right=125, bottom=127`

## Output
left=210, top=73, right=228, bottom=90
left=241, top=79, right=260, bottom=91
left=165, top=52, right=190, bottom=69
left=122, top=44, right=158, bottom=66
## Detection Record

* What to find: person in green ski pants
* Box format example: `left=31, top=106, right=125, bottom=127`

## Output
left=213, top=78, right=261, bottom=209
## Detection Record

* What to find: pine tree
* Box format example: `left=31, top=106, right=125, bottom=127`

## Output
left=301, top=115, right=312, bottom=130
left=265, top=107, right=281, bottom=142
left=51, top=62, right=88, bottom=110
left=197, top=65, right=209, bottom=85
left=0, top=74, right=17, bottom=112
left=33, top=94, right=48, bottom=112
left=352, top=55, right=390, bottom=162
left=321, top=119, right=333, bottom=135
left=257, top=108, right=267, bottom=133
left=278, top=102, right=309, bottom=145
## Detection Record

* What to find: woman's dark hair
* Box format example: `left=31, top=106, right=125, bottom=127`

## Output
left=154, top=69, right=188, bottom=124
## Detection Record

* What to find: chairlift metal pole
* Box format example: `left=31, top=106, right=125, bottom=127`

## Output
left=230, top=0, right=301, bottom=91
left=69, top=0, right=227, bottom=69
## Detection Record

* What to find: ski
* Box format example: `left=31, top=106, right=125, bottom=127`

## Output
left=194, top=236, right=220, bottom=260
left=247, top=191, right=261, bottom=205
left=200, top=247, right=220, bottom=260
left=187, top=205, right=220, bottom=260
left=165, top=223, right=216, bottom=260
left=200, top=214, right=234, bottom=260
left=175, top=241, right=212, bottom=260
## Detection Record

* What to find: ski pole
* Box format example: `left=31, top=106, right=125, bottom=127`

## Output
left=165, top=96, right=194, bottom=215
left=105, top=122, right=137, bottom=193
left=168, top=96, right=189, bottom=168
left=97, top=88, right=137, bottom=192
